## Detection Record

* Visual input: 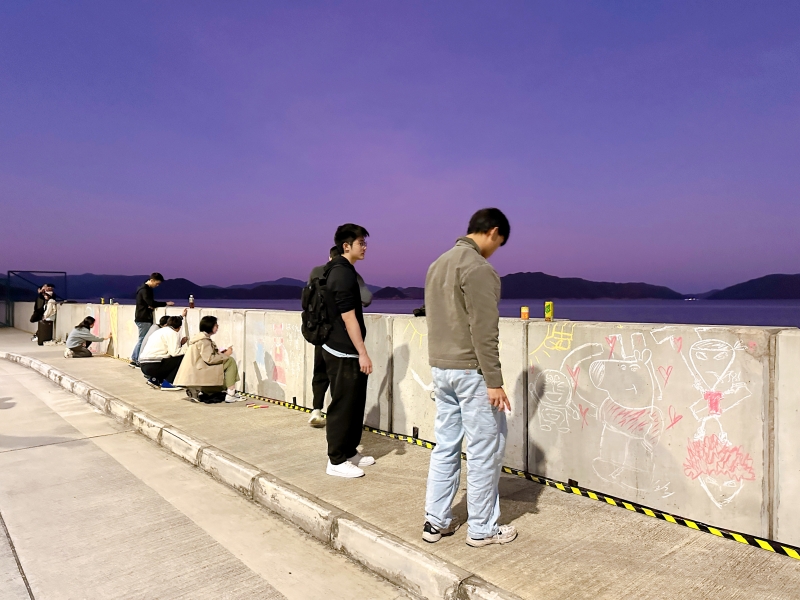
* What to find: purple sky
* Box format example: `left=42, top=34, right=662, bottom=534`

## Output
left=2, top=1, right=799, bottom=293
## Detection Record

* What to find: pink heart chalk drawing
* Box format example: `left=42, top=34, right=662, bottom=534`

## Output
left=658, top=365, right=673, bottom=386
left=566, top=364, right=580, bottom=390
left=666, top=405, right=683, bottom=430
left=672, top=337, right=683, bottom=353
left=748, top=341, right=758, bottom=352
left=605, top=335, right=617, bottom=359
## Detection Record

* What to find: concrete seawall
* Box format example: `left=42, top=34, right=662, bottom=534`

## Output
left=15, top=301, right=800, bottom=544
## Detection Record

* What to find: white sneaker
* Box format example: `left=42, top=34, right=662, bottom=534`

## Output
left=64, top=349, right=74, bottom=358
left=466, top=524, right=518, bottom=548
left=224, top=391, right=243, bottom=403
left=348, top=452, right=375, bottom=467
left=326, top=460, right=365, bottom=478
left=308, top=409, right=326, bottom=428
left=43, top=341, right=57, bottom=346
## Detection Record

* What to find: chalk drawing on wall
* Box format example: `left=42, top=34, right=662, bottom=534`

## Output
left=589, top=336, right=665, bottom=492
left=529, top=323, right=577, bottom=365
left=652, top=327, right=756, bottom=508
left=529, top=370, right=580, bottom=432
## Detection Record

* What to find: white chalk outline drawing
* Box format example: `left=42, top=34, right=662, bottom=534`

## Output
left=651, top=327, right=756, bottom=508
left=530, top=333, right=667, bottom=492
left=529, top=370, right=579, bottom=432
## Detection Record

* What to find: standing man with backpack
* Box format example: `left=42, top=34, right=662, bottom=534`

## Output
left=306, top=245, right=373, bottom=428
left=130, top=273, right=174, bottom=367
left=303, top=224, right=374, bottom=478
left=422, top=208, right=518, bottom=548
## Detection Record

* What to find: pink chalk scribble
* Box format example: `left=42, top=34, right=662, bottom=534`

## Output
left=605, top=335, right=617, bottom=359
left=704, top=391, right=723, bottom=416
left=666, top=405, right=683, bottom=430
left=657, top=365, right=673, bottom=387
left=578, top=403, right=590, bottom=429
left=605, top=403, right=662, bottom=440
left=566, top=364, right=580, bottom=391
left=683, top=435, right=755, bottom=482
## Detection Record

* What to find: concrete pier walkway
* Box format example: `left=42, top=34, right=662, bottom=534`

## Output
left=2, top=328, right=800, bottom=599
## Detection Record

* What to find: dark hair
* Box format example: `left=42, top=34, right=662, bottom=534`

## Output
left=334, top=224, right=369, bottom=254
left=150, top=272, right=164, bottom=282
left=329, top=245, right=341, bottom=259
left=77, top=316, right=95, bottom=330
left=44, top=282, right=55, bottom=287
left=158, top=315, right=170, bottom=327
left=467, top=208, right=510, bottom=246
left=166, top=316, right=183, bottom=329
left=199, top=315, right=218, bottom=334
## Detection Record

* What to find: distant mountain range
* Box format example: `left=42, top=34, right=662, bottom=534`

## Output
left=4, top=272, right=800, bottom=301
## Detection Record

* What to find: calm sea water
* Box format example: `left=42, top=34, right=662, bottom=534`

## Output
left=99, top=298, right=800, bottom=328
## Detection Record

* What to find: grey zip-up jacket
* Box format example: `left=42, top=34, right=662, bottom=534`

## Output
left=424, top=237, right=503, bottom=388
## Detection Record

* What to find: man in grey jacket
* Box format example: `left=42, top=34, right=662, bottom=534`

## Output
left=422, top=208, right=517, bottom=548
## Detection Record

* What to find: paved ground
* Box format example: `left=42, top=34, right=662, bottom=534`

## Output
left=4, top=328, right=800, bottom=599
left=0, top=355, right=409, bottom=600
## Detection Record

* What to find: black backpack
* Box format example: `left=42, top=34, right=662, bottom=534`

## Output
left=301, top=265, right=334, bottom=345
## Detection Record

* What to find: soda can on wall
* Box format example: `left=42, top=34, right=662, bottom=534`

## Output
left=520, top=306, right=529, bottom=320
left=544, top=301, right=554, bottom=322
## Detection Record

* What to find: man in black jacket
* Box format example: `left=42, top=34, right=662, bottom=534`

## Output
left=322, top=224, right=373, bottom=478
left=130, top=273, right=174, bottom=367
left=307, top=246, right=373, bottom=428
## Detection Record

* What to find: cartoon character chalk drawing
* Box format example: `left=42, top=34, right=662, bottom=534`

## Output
left=530, top=370, right=580, bottom=432
left=589, top=348, right=664, bottom=491
left=683, top=434, right=755, bottom=508
left=686, top=339, right=751, bottom=444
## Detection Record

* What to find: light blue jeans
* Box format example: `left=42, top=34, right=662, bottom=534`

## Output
left=131, top=321, right=152, bottom=363
left=425, top=367, right=507, bottom=539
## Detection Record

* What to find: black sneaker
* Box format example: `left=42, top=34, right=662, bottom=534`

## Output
left=129, top=361, right=139, bottom=369
left=422, top=520, right=460, bottom=543
left=145, top=377, right=160, bottom=390
left=198, top=392, right=227, bottom=404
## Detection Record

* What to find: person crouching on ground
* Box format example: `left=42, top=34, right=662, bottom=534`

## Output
left=322, top=223, right=374, bottom=478
left=64, top=317, right=112, bottom=358
left=422, top=208, right=517, bottom=548
left=138, top=315, right=187, bottom=391
left=173, top=315, right=241, bottom=403
left=307, top=245, right=373, bottom=428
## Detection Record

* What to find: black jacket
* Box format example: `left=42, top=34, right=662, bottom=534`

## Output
left=135, top=283, right=166, bottom=323
left=324, top=257, right=367, bottom=355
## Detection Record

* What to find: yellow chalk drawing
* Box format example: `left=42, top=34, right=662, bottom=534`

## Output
left=529, top=322, right=577, bottom=365
left=404, top=321, right=427, bottom=349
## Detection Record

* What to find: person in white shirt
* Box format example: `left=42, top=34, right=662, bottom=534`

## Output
left=139, top=315, right=187, bottom=390
left=139, top=314, right=172, bottom=356
left=37, top=288, right=58, bottom=346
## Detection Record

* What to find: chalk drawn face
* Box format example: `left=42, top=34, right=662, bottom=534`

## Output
left=690, top=340, right=735, bottom=390
left=531, top=370, right=571, bottom=407
left=590, top=352, right=655, bottom=408
left=699, top=475, right=745, bottom=508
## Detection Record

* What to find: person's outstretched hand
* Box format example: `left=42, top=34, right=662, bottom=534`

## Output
left=181, top=308, right=188, bottom=317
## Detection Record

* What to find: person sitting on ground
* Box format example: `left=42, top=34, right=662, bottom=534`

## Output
left=173, top=315, right=241, bottom=403
left=64, top=317, right=111, bottom=358
left=138, top=315, right=188, bottom=391
left=306, top=245, right=373, bottom=428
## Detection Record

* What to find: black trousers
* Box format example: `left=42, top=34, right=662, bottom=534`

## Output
left=323, top=350, right=368, bottom=465
left=311, top=345, right=330, bottom=411
left=141, top=355, right=184, bottom=384
left=37, top=320, right=53, bottom=345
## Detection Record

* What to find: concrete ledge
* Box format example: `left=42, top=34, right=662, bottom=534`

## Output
left=199, top=447, right=261, bottom=497
left=160, top=427, right=206, bottom=465
left=333, top=517, right=470, bottom=600
left=107, top=397, right=135, bottom=424
left=88, top=389, right=109, bottom=412
left=131, top=411, right=165, bottom=443
left=253, top=474, right=342, bottom=543
left=457, top=576, right=524, bottom=600
left=72, top=381, right=93, bottom=401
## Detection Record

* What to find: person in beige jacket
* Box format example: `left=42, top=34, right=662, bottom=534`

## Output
left=174, top=315, right=241, bottom=403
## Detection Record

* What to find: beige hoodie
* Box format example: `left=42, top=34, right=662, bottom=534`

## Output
left=424, top=237, right=503, bottom=388
left=173, top=332, right=229, bottom=387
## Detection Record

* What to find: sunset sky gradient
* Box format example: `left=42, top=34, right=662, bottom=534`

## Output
left=1, top=1, right=799, bottom=292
